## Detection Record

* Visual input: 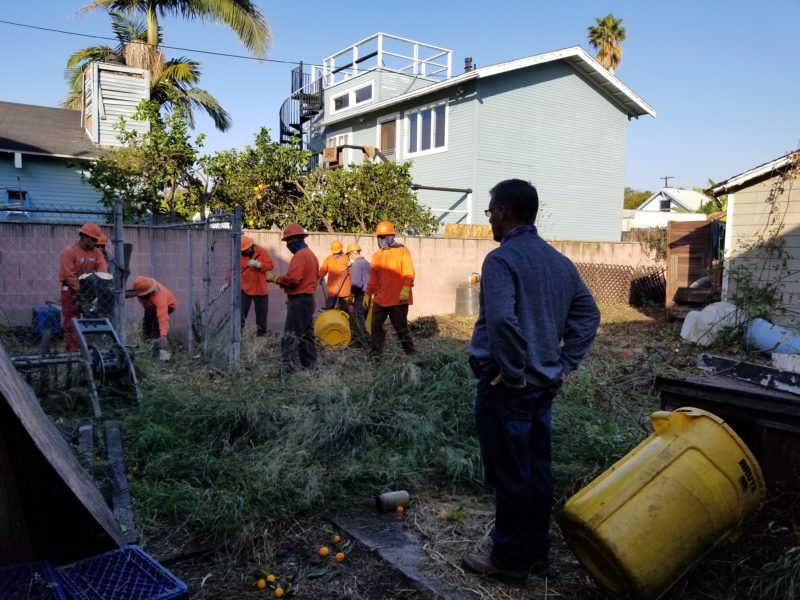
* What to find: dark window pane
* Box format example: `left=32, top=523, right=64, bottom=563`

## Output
left=355, top=85, right=372, bottom=103
left=434, top=105, right=446, bottom=147
left=334, top=94, right=349, bottom=111
left=408, top=113, right=417, bottom=153
left=421, top=109, right=432, bottom=151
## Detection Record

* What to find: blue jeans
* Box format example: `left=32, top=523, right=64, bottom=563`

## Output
left=474, top=370, right=560, bottom=569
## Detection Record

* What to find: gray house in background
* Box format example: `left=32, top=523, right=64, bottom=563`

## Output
left=279, top=33, right=655, bottom=241
left=0, top=63, right=149, bottom=221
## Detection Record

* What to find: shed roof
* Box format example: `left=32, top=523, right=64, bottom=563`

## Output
left=321, top=45, right=655, bottom=127
left=706, top=151, right=800, bottom=197
left=0, top=101, right=100, bottom=159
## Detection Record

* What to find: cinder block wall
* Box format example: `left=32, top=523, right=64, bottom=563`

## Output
left=0, top=223, right=659, bottom=343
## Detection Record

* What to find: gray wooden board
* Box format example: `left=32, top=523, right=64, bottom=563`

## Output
left=331, top=508, right=472, bottom=600
left=0, top=342, right=124, bottom=564
left=697, top=353, right=800, bottom=396
left=105, top=420, right=138, bottom=544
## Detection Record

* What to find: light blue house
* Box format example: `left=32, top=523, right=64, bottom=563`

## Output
left=279, top=33, right=655, bottom=241
left=0, top=63, right=149, bottom=222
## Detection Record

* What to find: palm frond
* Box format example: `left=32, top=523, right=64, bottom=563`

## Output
left=156, top=58, right=202, bottom=85
left=181, top=87, right=233, bottom=131
left=66, top=45, right=116, bottom=69
left=109, top=9, right=152, bottom=45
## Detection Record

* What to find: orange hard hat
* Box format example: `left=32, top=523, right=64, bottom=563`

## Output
left=132, top=276, right=157, bottom=297
left=281, top=223, right=308, bottom=241
left=97, top=233, right=108, bottom=247
left=346, top=243, right=361, bottom=253
left=79, top=223, right=103, bottom=240
left=331, top=240, right=343, bottom=253
left=241, top=235, right=256, bottom=251
left=375, top=221, right=395, bottom=236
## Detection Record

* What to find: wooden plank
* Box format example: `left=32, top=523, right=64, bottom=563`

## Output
left=0, top=342, right=124, bottom=564
left=104, top=421, right=138, bottom=544
left=697, top=353, right=800, bottom=396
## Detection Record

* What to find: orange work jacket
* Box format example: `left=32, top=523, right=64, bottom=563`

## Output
left=227, top=245, right=274, bottom=296
left=366, top=244, right=414, bottom=307
left=319, top=253, right=351, bottom=297
left=137, top=282, right=177, bottom=336
left=58, top=243, right=108, bottom=292
left=277, top=246, right=319, bottom=296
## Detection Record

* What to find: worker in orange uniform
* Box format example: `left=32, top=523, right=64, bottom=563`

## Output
left=223, top=236, right=274, bottom=336
left=58, top=223, right=108, bottom=351
left=132, top=276, right=177, bottom=361
left=319, top=240, right=351, bottom=311
left=266, top=224, right=319, bottom=376
left=365, top=221, right=415, bottom=356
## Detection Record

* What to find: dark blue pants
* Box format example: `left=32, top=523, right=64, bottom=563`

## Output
left=280, top=294, right=317, bottom=375
left=474, top=371, right=560, bottom=569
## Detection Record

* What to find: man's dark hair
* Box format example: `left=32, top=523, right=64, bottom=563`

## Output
left=489, top=179, right=539, bottom=224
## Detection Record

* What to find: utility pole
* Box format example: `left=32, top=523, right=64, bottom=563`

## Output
left=661, top=176, right=674, bottom=188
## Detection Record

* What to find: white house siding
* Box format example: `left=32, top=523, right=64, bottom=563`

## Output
left=727, top=176, right=800, bottom=325
left=0, top=154, right=105, bottom=222
left=474, top=62, right=627, bottom=241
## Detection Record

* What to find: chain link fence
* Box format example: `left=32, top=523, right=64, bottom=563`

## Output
left=0, top=202, right=242, bottom=373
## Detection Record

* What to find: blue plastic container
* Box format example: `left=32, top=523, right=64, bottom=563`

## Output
left=57, top=546, right=188, bottom=600
left=744, top=317, right=800, bottom=354
left=32, top=305, right=63, bottom=337
left=0, top=561, right=67, bottom=600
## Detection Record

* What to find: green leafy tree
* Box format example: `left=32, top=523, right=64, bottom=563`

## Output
left=63, top=11, right=231, bottom=131
left=302, top=162, right=438, bottom=235
left=587, top=13, right=627, bottom=73
left=624, top=187, right=652, bottom=209
left=82, top=100, right=205, bottom=221
left=79, top=0, right=271, bottom=56
left=202, top=128, right=310, bottom=227
left=695, top=179, right=728, bottom=215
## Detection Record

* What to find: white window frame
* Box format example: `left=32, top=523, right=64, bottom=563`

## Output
left=405, top=100, right=448, bottom=158
left=329, top=82, right=375, bottom=115
left=376, top=112, right=401, bottom=161
left=325, top=128, right=352, bottom=166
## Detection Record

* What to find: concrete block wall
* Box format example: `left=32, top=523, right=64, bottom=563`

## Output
left=0, top=222, right=660, bottom=344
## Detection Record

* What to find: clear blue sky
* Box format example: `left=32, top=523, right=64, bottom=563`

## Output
left=2, top=0, right=798, bottom=192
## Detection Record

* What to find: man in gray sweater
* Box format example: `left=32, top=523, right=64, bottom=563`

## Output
left=464, top=179, right=600, bottom=584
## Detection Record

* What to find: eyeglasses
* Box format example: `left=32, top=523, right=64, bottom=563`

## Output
left=484, top=206, right=505, bottom=218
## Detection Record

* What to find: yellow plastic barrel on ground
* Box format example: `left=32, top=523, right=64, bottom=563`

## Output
left=313, top=309, right=351, bottom=348
left=560, top=407, right=765, bottom=600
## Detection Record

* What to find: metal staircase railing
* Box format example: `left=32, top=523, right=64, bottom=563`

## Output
left=279, top=65, right=323, bottom=146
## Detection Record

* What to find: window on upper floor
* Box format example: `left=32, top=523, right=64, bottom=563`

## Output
left=4, top=190, right=29, bottom=206
left=406, top=102, right=447, bottom=157
left=330, top=83, right=374, bottom=114
left=660, top=198, right=671, bottom=212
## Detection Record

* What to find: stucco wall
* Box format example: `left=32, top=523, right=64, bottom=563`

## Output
left=0, top=223, right=658, bottom=344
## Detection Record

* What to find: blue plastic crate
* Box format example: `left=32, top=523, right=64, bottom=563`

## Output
left=0, top=560, right=67, bottom=600
left=56, top=546, right=188, bottom=600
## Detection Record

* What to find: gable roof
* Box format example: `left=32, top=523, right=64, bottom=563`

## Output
left=638, top=188, right=711, bottom=212
left=0, top=101, right=101, bottom=159
left=706, top=151, right=800, bottom=197
left=321, top=45, right=655, bottom=127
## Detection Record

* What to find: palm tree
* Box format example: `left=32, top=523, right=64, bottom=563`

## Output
left=587, top=13, right=627, bottom=74
left=79, top=0, right=271, bottom=57
left=63, top=11, right=231, bottom=131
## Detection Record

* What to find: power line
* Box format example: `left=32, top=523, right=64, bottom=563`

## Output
left=0, top=19, right=319, bottom=67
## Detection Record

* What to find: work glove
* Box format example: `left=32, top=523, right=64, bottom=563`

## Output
left=363, top=294, right=372, bottom=309
left=158, top=349, right=172, bottom=362
left=265, top=272, right=279, bottom=283
left=398, top=285, right=411, bottom=303
left=247, top=259, right=262, bottom=269
left=219, top=283, right=229, bottom=294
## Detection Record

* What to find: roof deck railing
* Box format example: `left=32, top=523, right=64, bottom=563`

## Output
left=315, top=33, right=452, bottom=89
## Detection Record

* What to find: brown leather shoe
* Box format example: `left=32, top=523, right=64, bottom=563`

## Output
left=461, top=552, right=528, bottom=585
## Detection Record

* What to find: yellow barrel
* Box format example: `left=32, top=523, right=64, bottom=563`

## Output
left=313, top=309, right=351, bottom=348
left=560, top=407, right=765, bottom=600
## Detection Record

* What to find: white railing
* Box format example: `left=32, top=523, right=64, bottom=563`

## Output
left=320, top=33, right=452, bottom=88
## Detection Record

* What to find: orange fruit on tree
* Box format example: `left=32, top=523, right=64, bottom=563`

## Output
left=266, top=574, right=276, bottom=583
left=319, top=546, right=330, bottom=557
left=257, top=578, right=267, bottom=590
left=396, top=505, right=405, bottom=513
left=274, top=587, right=285, bottom=598
left=335, top=552, right=345, bottom=562
left=333, top=535, right=342, bottom=543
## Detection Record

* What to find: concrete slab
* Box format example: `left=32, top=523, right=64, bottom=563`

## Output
left=331, top=508, right=472, bottom=600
